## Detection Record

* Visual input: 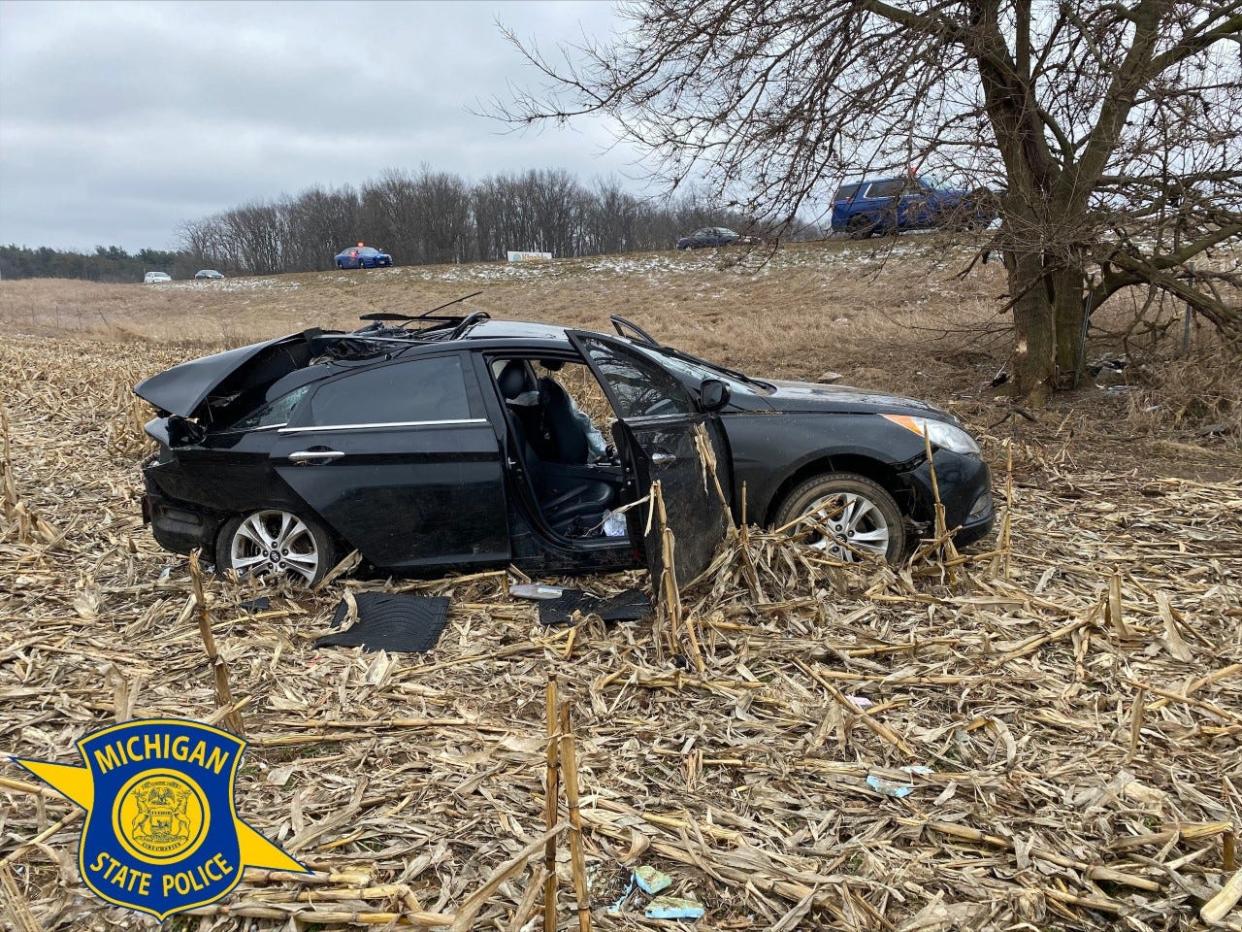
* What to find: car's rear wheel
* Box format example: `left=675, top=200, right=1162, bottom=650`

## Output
left=773, top=473, right=905, bottom=563
left=217, top=509, right=335, bottom=586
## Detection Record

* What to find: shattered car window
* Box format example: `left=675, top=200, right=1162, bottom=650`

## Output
left=579, top=337, right=693, bottom=420
left=230, top=385, right=311, bottom=431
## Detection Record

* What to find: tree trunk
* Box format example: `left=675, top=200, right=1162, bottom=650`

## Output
left=1008, top=249, right=1056, bottom=405
left=1051, top=267, right=1089, bottom=388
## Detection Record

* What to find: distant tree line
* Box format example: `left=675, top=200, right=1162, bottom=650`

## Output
left=179, top=168, right=777, bottom=276
left=0, top=244, right=189, bottom=282
left=1, top=168, right=813, bottom=282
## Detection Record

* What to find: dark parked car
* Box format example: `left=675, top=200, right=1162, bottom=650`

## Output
left=831, top=175, right=996, bottom=237
left=135, top=314, right=992, bottom=585
left=676, top=227, right=762, bottom=250
left=194, top=269, right=225, bottom=280
left=335, top=245, right=393, bottom=270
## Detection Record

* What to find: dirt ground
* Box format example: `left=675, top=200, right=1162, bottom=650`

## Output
left=1, top=238, right=1239, bottom=930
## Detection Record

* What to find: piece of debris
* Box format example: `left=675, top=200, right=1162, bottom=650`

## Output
left=1087, top=354, right=1129, bottom=377
left=237, top=596, right=271, bottom=613
left=818, top=369, right=844, bottom=382
left=645, top=894, right=706, bottom=920
left=866, top=765, right=933, bottom=798
left=537, top=588, right=652, bottom=627
left=510, top=583, right=567, bottom=601
left=316, top=593, right=450, bottom=653
left=601, top=509, right=628, bottom=537
left=634, top=865, right=673, bottom=896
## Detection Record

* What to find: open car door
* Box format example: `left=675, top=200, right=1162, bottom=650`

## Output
left=567, top=331, right=729, bottom=584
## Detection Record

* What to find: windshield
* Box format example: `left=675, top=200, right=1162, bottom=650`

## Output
left=638, top=344, right=772, bottom=393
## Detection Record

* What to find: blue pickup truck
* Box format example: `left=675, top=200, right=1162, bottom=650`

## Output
left=831, top=176, right=996, bottom=238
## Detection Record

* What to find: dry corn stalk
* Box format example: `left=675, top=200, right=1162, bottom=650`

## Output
left=189, top=550, right=244, bottom=736
left=543, top=675, right=560, bottom=932
left=559, top=703, right=591, bottom=932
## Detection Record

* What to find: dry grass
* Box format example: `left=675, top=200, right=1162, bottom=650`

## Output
left=1122, top=350, right=1242, bottom=450
left=1, top=239, right=1240, bottom=930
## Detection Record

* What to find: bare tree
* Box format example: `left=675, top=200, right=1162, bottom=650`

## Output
left=498, top=0, right=1241, bottom=401
left=181, top=167, right=760, bottom=272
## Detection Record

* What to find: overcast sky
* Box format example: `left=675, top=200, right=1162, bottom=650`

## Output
left=0, top=0, right=641, bottom=251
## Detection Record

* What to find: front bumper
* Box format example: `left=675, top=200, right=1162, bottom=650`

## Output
left=900, top=451, right=994, bottom=548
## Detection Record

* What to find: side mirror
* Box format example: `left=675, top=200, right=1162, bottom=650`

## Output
left=699, top=378, right=730, bottom=412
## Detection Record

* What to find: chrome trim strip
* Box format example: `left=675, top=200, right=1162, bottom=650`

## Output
left=213, top=421, right=288, bottom=436
left=288, top=450, right=345, bottom=461
left=278, top=418, right=489, bottom=434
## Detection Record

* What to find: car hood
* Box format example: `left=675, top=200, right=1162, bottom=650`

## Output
left=134, top=330, right=318, bottom=418
left=762, top=379, right=952, bottom=419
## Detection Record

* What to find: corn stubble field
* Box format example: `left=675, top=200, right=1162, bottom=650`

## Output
left=1, top=237, right=1240, bottom=931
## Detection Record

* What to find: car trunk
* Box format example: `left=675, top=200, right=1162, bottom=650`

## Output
left=134, top=330, right=324, bottom=425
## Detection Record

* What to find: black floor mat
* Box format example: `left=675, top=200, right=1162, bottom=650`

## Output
left=316, top=593, right=451, bottom=653
left=537, top=588, right=652, bottom=626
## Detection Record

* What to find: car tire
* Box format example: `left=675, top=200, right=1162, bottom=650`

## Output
left=216, top=509, right=337, bottom=587
left=847, top=216, right=876, bottom=239
left=773, top=472, right=906, bottom=563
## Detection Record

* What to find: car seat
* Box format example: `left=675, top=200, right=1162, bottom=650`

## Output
left=537, top=377, right=591, bottom=464
left=496, top=361, right=620, bottom=537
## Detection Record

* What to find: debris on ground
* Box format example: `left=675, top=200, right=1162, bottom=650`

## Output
left=536, top=587, right=652, bottom=626
left=866, top=765, right=934, bottom=798
left=511, top=583, right=568, bottom=600
left=645, top=894, right=706, bottom=920
left=316, top=592, right=451, bottom=653
left=634, top=865, right=673, bottom=895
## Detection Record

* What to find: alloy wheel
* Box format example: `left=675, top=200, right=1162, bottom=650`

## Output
left=228, top=510, right=321, bottom=583
left=803, top=492, right=890, bottom=562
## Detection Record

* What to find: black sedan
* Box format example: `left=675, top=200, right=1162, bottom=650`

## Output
left=135, top=313, right=992, bottom=585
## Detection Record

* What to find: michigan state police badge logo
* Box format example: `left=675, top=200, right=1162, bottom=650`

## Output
left=14, top=718, right=305, bottom=920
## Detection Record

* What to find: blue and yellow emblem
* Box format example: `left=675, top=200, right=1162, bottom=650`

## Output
left=14, top=718, right=305, bottom=920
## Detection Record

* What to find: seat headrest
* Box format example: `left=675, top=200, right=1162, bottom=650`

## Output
left=498, top=360, right=535, bottom=401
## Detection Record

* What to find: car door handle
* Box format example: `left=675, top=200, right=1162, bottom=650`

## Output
left=651, top=452, right=676, bottom=466
left=288, top=450, right=345, bottom=463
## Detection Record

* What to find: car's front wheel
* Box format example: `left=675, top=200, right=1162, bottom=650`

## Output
left=216, top=509, right=336, bottom=586
left=773, top=473, right=905, bottom=563
left=847, top=216, right=877, bottom=239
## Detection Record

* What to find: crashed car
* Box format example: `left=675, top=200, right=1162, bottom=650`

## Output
left=135, top=312, right=992, bottom=585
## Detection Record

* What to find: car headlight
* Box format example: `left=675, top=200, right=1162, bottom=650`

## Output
left=882, top=414, right=980, bottom=456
